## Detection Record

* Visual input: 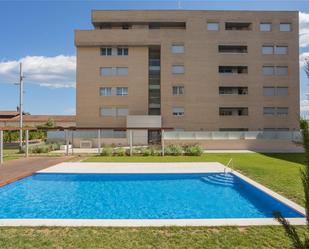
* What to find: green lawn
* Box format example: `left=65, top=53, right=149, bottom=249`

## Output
left=0, top=226, right=307, bottom=249
left=0, top=153, right=306, bottom=249
left=2, top=149, right=21, bottom=161
left=85, top=153, right=305, bottom=205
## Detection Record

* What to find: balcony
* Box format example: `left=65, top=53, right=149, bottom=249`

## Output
left=75, top=29, right=185, bottom=46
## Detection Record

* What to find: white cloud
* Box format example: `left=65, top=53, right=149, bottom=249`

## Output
left=300, top=12, right=309, bottom=48
left=300, top=52, right=309, bottom=67
left=63, top=107, right=76, bottom=115
left=300, top=99, right=309, bottom=118
left=0, top=55, right=76, bottom=88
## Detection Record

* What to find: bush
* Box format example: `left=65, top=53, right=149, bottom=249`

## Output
left=22, top=142, right=62, bottom=154
left=184, top=144, right=203, bottom=156
left=101, top=146, right=113, bottom=156
left=140, top=147, right=151, bottom=156
left=31, top=145, right=50, bottom=154
left=149, top=146, right=161, bottom=156
left=132, top=147, right=142, bottom=156
left=164, top=144, right=183, bottom=156
left=114, top=147, right=126, bottom=156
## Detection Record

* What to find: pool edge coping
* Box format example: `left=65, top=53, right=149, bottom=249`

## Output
left=0, top=162, right=306, bottom=227
left=0, top=218, right=305, bottom=227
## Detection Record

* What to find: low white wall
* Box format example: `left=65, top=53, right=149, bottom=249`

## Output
left=165, top=139, right=304, bottom=152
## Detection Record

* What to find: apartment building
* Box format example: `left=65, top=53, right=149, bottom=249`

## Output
left=75, top=10, right=299, bottom=143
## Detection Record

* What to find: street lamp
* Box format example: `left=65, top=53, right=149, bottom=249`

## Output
left=14, top=62, right=24, bottom=152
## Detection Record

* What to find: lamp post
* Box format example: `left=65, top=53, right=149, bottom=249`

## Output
left=17, top=63, right=24, bottom=152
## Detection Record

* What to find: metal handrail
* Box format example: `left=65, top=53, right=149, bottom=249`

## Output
left=224, top=158, right=234, bottom=173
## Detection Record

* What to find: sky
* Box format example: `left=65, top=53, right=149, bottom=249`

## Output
left=0, top=0, right=309, bottom=116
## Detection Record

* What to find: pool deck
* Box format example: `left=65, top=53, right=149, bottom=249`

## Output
left=0, top=162, right=306, bottom=227
left=0, top=156, right=72, bottom=187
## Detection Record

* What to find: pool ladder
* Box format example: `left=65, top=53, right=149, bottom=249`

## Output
left=224, top=158, right=234, bottom=174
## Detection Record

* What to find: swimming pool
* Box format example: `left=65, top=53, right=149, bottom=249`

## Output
left=0, top=172, right=303, bottom=220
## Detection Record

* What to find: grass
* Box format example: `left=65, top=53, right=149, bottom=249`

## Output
left=0, top=153, right=306, bottom=248
left=0, top=226, right=307, bottom=249
left=85, top=153, right=305, bottom=205
left=3, top=148, right=21, bottom=161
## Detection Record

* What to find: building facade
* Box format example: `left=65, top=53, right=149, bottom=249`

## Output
left=75, top=10, right=299, bottom=143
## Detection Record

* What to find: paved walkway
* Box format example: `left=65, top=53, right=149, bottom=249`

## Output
left=0, top=156, right=72, bottom=186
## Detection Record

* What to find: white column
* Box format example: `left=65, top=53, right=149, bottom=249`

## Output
left=25, top=130, right=29, bottom=158
left=65, top=130, right=69, bottom=156
left=129, top=129, right=133, bottom=156
left=71, top=131, right=74, bottom=155
left=0, top=130, right=3, bottom=164
left=98, top=129, right=101, bottom=154
left=161, top=129, right=165, bottom=156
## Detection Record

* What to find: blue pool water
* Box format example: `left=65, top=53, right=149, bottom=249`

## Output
left=0, top=173, right=303, bottom=219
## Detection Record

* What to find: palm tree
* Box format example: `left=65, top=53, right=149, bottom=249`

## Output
left=273, top=58, right=309, bottom=248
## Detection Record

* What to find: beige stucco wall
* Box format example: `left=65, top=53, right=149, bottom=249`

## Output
left=76, top=46, right=149, bottom=127
left=75, top=10, right=299, bottom=131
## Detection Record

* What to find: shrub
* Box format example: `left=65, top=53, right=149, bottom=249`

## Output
left=114, top=147, right=126, bottom=156
left=149, top=146, right=161, bottom=156
left=184, top=144, right=203, bottom=156
left=164, top=144, right=182, bottom=156
left=101, top=146, right=113, bottom=156
left=30, top=145, right=50, bottom=154
left=132, top=147, right=142, bottom=156
left=140, top=147, right=151, bottom=156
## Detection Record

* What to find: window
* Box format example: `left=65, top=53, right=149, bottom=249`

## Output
left=263, top=107, right=288, bottom=116
left=101, top=47, right=112, bottom=56
left=219, top=87, right=248, bottom=95
left=172, top=86, right=184, bottom=96
left=219, top=107, right=248, bottom=116
left=148, top=22, right=186, bottom=29
left=219, top=66, right=248, bottom=75
left=225, top=22, right=251, bottom=30
left=263, top=87, right=275, bottom=96
left=100, top=87, right=112, bottom=96
left=122, top=24, right=131, bottom=29
left=207, top=22, right=219, bottom=31
left=260, top=23, right=271, bottom=31
left=276, top=66, right=288, bottom=75
left=101, top=67, right=128, bottom=76
left=275, top=46, right=288, bottom=55
left=262, top=66, right=288, bottom=76
left=280, top=23, right=291, bottom=32
left=262, top=66, right=274, bottom=75
left=263, top=87, right=288, bottom=96
left=262, top=45, right=288, bottom=55
left=100, top=47, right=128, bottom=56
left=117, top=47, right=128, bottom=56
left=277, top=107, right=288, bottom=116
left=172, top=107, right=184, bottom=116
left=262, top=46, right=274, bottom=55
left=100, top=107, right=116, bottom=117
left=100, top=107, right=128, bottom=117
left=218, top=45, right=247, bottom=53
left=100, top=130, right=126, bottom=138
left=263, top=107, right=276, bottom=116
left=276, top=87, right=288, bottom=96
left=116, top=108, right=128, bottom=116
left=171, top=44, right=185, bottom=54
left=100, top=67, right=114, bottom=76
left=172, top=65, right=185, bottom=74
left=116, top=87, right=128, bottom=96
